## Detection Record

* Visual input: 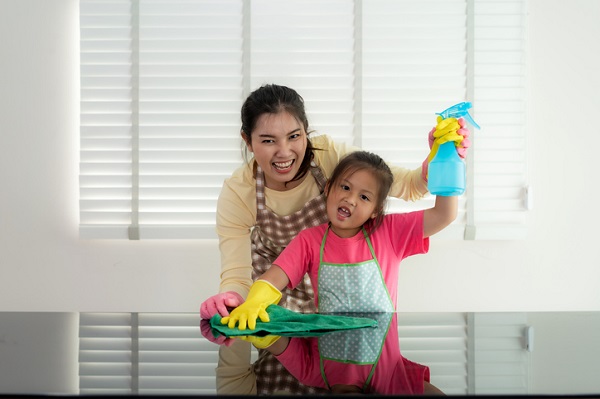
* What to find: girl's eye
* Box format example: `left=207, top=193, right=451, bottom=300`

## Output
left=360, top=194, right=370, bottom=201
left=341, top=184, right=350, bottom=191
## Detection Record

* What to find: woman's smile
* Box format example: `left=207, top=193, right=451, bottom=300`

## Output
left=272, top=159, right=295, bottom=173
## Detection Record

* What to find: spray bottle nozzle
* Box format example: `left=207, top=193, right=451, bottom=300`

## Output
left=436, top=101, right=480, bottom=130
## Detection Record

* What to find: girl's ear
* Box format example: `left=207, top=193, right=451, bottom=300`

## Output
left=370, top=206, right=382, bottom=220
left=241, top=131, right=252, bottom=151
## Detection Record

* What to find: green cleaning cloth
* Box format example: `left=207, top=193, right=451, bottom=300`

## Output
left=209, top=305, right=378, bottom=337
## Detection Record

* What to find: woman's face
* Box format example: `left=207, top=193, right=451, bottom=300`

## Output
left=244, top=111, right=308, bottom=191
left=326, top=169, right=379, bottom=238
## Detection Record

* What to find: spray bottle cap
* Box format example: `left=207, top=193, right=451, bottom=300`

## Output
left=436, top=101, right=480, bottom=129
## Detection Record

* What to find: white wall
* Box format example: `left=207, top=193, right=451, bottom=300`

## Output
left=1, top=0, right=599, bottom=314
left=528, top=312, right=600, bottom=395
left=0, top=313, right=79, bottom=395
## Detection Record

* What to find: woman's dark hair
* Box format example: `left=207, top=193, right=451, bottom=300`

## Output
left=241, top=84, right=317, bottom=186
left=326, top=151, right=393, bottom=235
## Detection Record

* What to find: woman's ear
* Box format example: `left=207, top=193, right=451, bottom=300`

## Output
left=241, top=131, right=252, bottom=151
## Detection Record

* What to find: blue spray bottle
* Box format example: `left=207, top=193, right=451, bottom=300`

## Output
left=427, top=102, right=480, bottom=196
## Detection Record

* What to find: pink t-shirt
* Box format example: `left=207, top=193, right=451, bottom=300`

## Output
left=273, top=211, right=429, bottom=309
left=276, top=313, right=430, bottom=394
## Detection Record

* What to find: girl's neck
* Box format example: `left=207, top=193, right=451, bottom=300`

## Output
left=329, top=223, right=363, bottom=239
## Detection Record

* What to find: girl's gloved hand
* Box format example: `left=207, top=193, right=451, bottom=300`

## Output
left=221, top=280, right=282, bottom=331
left=421, top=117, right=471, bottom=181
left=200, top=291, right=244, bottom=320
left=238, top=334, right=281, bottom=349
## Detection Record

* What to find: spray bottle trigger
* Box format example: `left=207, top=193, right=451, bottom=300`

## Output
left=461, top=111, right=480, bottom=130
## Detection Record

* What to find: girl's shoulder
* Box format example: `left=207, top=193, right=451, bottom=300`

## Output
left=379, top=211, right=424, bottom=230
left=293, top=223, right=328, bottom=247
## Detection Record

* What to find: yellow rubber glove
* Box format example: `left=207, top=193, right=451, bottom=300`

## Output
left=221, top=280, right=282, bottom=330
left=426, top=116, right=465, bottom=164
left=238, top=334, right=281, bottom=349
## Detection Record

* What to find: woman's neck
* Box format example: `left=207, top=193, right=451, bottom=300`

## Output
left=264, top=170, right=308, bottom=191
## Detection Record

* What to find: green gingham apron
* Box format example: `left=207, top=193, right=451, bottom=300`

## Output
left=250, top=162, right=330, bottom=395
left=317, top=227, right=395, bottom=392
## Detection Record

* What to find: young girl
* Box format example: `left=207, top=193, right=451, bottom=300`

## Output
left=200, top=84, right=468, bottom=394
left=220, top=150, right=457, bottom=394
left=221, top=150, right=457, bottom=329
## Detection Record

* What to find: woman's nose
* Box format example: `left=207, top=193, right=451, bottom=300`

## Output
left=276, top=141, right=292, bottom=156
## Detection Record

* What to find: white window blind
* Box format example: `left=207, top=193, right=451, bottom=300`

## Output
left=472, top=0, right=529, bottom=240
left=251, top=0, right=355, bottom=144
left=80, top=0, right=244, bottom=240
left=468, top=312, right=531, bottom=394
left=80, top=0, right=528, bottom=240
left=79, top=313, right=135, bottom=394
left=79, top=312, right=221, bottom=395
left=397, top=312, right=469, bottom=395
left=79, top=312, right=530, bottom=395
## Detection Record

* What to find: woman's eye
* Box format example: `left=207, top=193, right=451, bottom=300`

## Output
left=262, top=139, right=274, bottom=144
left=289, top=133, right=300, bottom=140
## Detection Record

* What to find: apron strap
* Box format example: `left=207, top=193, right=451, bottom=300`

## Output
left=318, top=341, right=332, bottom=390
left=319, top=227, right=329, bottom=264
left=255, top=165, right=267, bottom=210
left=362, top=227, right=377, bottom=260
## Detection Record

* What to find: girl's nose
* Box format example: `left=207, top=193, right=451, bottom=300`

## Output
left=345, top=194, right=357, bottom=206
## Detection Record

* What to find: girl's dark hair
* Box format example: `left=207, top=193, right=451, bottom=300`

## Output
left=326, top=151, right=393, bottom=235
left=241, top=84, right=317, bottom=186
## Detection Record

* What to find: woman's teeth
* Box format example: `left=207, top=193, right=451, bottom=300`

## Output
left=273, top=160, right=293, bottom=170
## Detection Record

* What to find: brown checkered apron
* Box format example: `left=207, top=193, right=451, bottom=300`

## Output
left=250, top=161, right=330, bottom=395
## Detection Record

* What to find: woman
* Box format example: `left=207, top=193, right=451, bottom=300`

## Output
left=201, top=84, right=467, bottom=394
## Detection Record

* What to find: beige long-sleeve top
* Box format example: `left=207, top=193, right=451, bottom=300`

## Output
left=214, top=134, right=428, bottom=393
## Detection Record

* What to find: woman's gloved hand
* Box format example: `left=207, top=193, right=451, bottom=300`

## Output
left=221, top=280, right=282, bottom=331
left=200, top=319, right=235, bottom=346
left=200, top=291, right=244, bottom=320
left=421, top=116, right=471, bottom=181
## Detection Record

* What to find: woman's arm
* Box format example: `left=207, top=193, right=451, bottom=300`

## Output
left=216, top=341, right=257, bottom=394
left=213, top=171, right=258, bottom=394
left=216, top=176, right=257, bottom=297
left=316, top=134, right=429, bottom=202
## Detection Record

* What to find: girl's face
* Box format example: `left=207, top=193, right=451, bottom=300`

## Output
left=244, top=111, right=308, bottom=191
left=326, top=169, right=379, bottom=238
